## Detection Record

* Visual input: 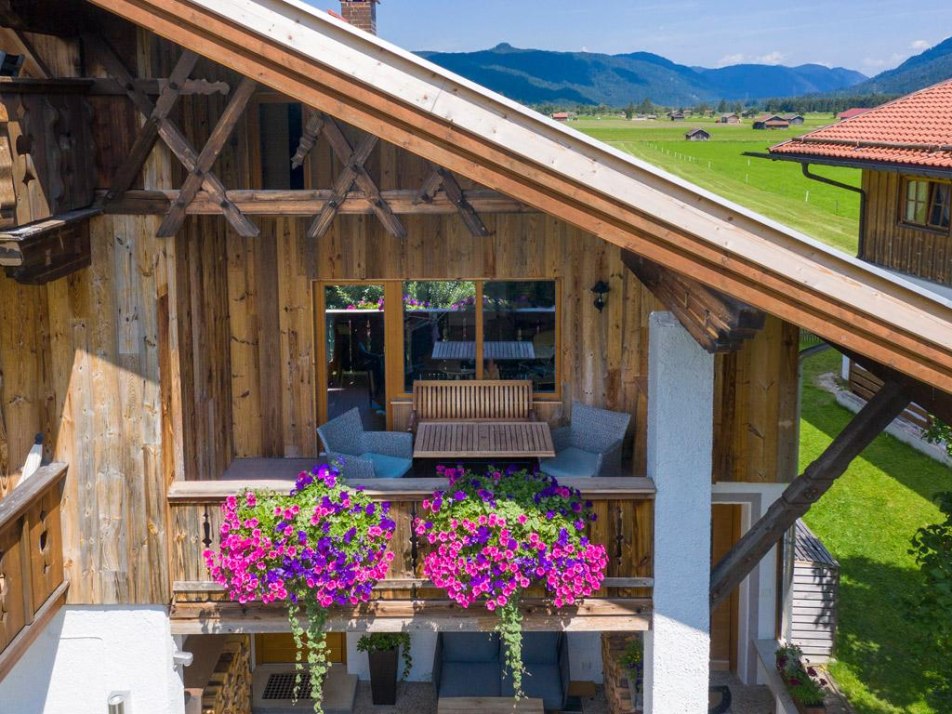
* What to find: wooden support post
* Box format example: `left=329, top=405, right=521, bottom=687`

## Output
left=415, top=165, right=492, bottom=237
left=156, top=76, right=256, bottom=237
left=307, top=132, right=378, bottom=239
left=88, top=36, right=258, bottom=238
left=104, top=48, right=199, bottom=202
left=710, top=380, right=910, bottom=609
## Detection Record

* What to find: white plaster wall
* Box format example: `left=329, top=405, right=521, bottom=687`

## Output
left=644, top=312, right=713, bottom=714
left=0, top=606, right=184, bottom=714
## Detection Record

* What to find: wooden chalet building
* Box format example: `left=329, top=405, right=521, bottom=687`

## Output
left=684, top=128, right=711, bottom=141
left=753, top=114, right=789, bottom=130
left=0, top=1, right=949, bottom=713
left=770, top=80, right=952, bottom=426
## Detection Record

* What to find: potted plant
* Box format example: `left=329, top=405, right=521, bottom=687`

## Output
left=619, top=636, right=644, bottom=710
left=415, top=465, right=607, bottom=697
left=204, top=465, right=397, bottom=714
left=776, top=643, right=827, bottom=713
left=356, top=633, right=412, bottom=705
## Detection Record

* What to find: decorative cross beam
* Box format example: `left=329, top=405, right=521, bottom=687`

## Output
left=86, top=35, right=258, bottom=238
left=156, top=76, right=256, bottom=236
left=289, top=110, right=406, bottom=239
left=415, top=164, right=492, bottom=237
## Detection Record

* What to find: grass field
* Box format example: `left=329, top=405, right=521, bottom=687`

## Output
left=797, top=351, right=950, bottom=714
left=572, top=115, right=861, bottom=254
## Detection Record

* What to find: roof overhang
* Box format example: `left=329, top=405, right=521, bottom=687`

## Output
left=87, top=0, right=952, bottom=392
left=759, top=150, right=952, bottom=180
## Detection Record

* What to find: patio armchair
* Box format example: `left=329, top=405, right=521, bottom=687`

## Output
left=317, top=407, right=413, bottom=479
left=539, top=402, right=631, bottom=478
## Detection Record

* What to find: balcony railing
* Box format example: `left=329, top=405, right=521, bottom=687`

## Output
left=167, top=475, right=654, bottom=632
left=0, top=462, right=68, bottom=679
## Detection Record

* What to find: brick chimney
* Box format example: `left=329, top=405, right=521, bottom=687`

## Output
left=340, top=0, right=378, bottom=35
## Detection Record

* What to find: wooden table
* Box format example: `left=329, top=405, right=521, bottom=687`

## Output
left=437, top=697, right=544, bottom=714
left=413, top=421, right=555, bottom=459
left=431, top=340, right=536, bottom=361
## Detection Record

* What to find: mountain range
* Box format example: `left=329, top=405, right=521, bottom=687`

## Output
left=417, top=36, right=952, bottom=107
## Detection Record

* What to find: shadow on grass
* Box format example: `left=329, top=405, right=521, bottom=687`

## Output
left=834, top=555, right=951, bottom=713
left=799, top=353, right=950, bottom=508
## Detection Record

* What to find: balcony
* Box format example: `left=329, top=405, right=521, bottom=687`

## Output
left=167, top=460, right=654, bottom=633
left=0, top=463, right=68, bottom=679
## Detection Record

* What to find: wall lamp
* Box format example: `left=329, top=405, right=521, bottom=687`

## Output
left=590, top=280, right=610, bottom=312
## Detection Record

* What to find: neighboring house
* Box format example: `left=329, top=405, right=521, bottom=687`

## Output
left=753, top=114, right=790, bottom=130
left=837, top=107, right=871, bottom=121
left=0, top=3, right=949, bottom=714
left=783, top=113, right=805, bottom=125
left=720, top=113, right=740, bottom=124
left=771, top=78, right=952, bottom=427
left=551, top=111, right=570, bottom=122
left=668, top=110, right=686, bottom=121
left=685, top=128, right=711, bottom=141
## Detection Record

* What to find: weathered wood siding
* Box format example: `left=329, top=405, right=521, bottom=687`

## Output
left=0, top=215, right=175, bottom=605
left=861, top=170, right=952, bottom=286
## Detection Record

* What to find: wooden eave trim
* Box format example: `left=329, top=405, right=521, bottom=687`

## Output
left=167, top=476, right=657, bottom=504
left=0, top=207, right=101, bottom=268
left=87, top=0, right=952, bottom=391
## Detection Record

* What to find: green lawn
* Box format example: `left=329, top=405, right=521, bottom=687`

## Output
left=800, top=350, right=951, bottom=714
left=572, top=115, right=860, bottom=254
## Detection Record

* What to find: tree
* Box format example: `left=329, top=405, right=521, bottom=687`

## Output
left=716, top=98, right=728, bottom=114
left=624, top=102, right=635, bottom=120
left=637, top=97, right=654, bottom=116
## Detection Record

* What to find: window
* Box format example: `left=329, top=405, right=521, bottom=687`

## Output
left=403, top=280, right=558, bottom=394
left=903, top=179, right=951, bottom=230
left=258, top=102, right=304, bottom=190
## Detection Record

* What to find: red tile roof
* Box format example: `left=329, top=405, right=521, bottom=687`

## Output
left=836, top=107, right=871, bottom=120
left=770, top=79, right=952, bottom=170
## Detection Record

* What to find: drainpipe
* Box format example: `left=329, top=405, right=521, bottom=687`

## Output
left=799, top=162, right=868, bottom=258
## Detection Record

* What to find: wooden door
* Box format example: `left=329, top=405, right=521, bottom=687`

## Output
left=710, top=504, right=741, bottom=671
left=255, top=633, right=347, bottom=664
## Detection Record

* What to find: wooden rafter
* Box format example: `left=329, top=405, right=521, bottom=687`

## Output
left=308, top=131, right=378, bottom=238
left=88, top=77, right=229, bottom=96
left=621, top=250, right=765, bottom=353
left=710, top=380, right=910, bottom=609
left=416, top=164, right=491, bottom=237
left=156, top=76, right=256, bottom=236
left=290, top=108, right=324, bottom=170
left=86, top=35, right=258, bottom=238
left=0, top=27, right=51, bottom=78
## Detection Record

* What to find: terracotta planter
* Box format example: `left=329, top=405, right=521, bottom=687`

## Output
left=367, top=647, right=399, bottom=705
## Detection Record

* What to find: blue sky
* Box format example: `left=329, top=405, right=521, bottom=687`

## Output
left=304, top=0, right=952, bottom=75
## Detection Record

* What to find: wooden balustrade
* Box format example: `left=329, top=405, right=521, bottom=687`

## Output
left=0, top=463, right=69, bottom=679
left=167, top=476, right=654, bottom=633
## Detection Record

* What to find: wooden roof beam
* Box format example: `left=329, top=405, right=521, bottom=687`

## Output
left=710, top=380, right=910, bottom=609
left=102, top=188, right=532, bottom=216
left=621, top=250, right=765, bottom=353
left=415, top=165, right=491, bottom=238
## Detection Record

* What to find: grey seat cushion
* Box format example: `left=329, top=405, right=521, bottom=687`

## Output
left=521, top=632, right=561, bottom=664
left=362, top=452, right=412, bottom=479
left=539, top=447, right=599, bottom=478
left=439, top=662, right=502, bottom=697
left=501, top=663, right=564, bottom=710
left=441, top=632, right=500, bottom=663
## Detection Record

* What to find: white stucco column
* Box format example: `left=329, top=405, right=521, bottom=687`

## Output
left=644, top=312, right=714, bottom=713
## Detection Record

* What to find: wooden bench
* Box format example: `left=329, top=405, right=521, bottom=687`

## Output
left=408, top=379, right=535, bottom=433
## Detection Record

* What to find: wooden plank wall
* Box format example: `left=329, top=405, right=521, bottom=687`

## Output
left=861, top=170, right=952, bottom=286
left=0, top=216, right=174, bottom=605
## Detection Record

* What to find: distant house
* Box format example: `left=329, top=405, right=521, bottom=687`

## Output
left=668, top=111, right=686, bottom=121
left=685, top=128, right=711, bottom=141
left=837, top=107, right=871, bottom=121
left=753, top=114, right=789, bottom=130
left=719, top=113, right=740, bottom=124
left=552, top=111, right=570, bottom=122
left=783, top=114, right=805, bottom=125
